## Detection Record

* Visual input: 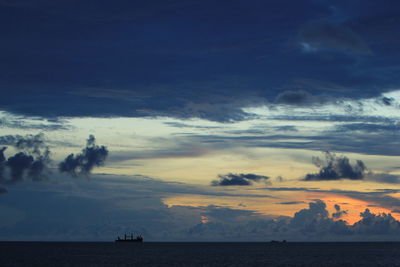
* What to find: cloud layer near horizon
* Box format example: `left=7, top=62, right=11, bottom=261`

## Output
left=1, top=175, right=400, bottom=241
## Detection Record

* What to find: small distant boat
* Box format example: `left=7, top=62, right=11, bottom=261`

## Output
left=115, top=234, right=143, bottom=243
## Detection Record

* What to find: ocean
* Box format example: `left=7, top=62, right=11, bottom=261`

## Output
left=1, top=242, right=400, bottom=266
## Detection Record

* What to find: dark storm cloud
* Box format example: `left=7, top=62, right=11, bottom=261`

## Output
left=0, top=134, right=52, bottom=183
left=6, top=152, right=34, bottom=182
left=332, top=204, right=348, bottom=219
left=299, top=21, right=371, bottom=54
left=302, top=151, right=400, bottom=183
left=59, top=135, right=108, bottom=177
left=275, top=90, right=327, bottom=105
left=3, top=151, right=51, bottom=183
left=27, top=149, right=51, bottom=181
left=14, top=133, right=46, bottom=155
left=0, top=0, right=200, bottom=22
left=304, top=152, right=367, bottom=181
left=1, top=0, right=400, bottom=121
left=0, top=147, right=6, bottom=181
left=211, top=173, right=270, bottom=186
left=66, top=88, right=264, bottom=122
left=382, top=97, right=394, bottom=106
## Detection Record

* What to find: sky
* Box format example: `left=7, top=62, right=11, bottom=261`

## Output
left=1, top=0, right=400, bottom=241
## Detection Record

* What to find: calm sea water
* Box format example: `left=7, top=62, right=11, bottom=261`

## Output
left=1, top=242, right=400, bottom=266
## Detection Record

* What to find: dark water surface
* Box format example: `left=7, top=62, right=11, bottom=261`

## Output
left=1, top=242, right=400, bottom=266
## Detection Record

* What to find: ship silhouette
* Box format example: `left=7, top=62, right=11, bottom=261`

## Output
left=115, top=234, right=143, bottom=243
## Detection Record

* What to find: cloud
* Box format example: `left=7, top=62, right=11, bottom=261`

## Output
left=290, top=199, right=329, bottom=229
left=0, top=174, right=275, bottom=241
left=59, top=135, right=109, bottom=177
left=0, top=116, right=69, bottom=131
left=366, top=173, right=400, bottom=184
left=0, top=0, right=399, bottom=123
left=186, top=199, right=400, bottom=241
left=332, top=204, right=348, bottom=219
left=6, top=152, right=34, bottom=183
left=0, top=133, right=47, bottom=154
left=275, top=90, right=327, bottom=106
left=163, top=122, right=223, bottom=129
left=4, top=151, right=50, bottom=183
left=301, top=151, right=400, bottom=183
left=382, top=97, right=394, bottom=106
left=299, top=21, right=371, bottom=54
left=263, top=187, right=400, bottom=211
left=304, top=151, right=367, bottom=181
left=211, top=173, right=270, bottom=186
left=276, top=201, right=305, bottom=205
left=27, top=149, right=51, bottom=181
left=2, top=174, right=400, bottom=241
left=0, top=147, right=6, bottom=181
left=274, top=126, right=298, bottom=132
left=352, top=209, right=400, bottom=235
left=0, top=134, right=52, bottom=183
left=335, top=122, right=400, bottom=133
left=202, top=205, right=258, bottom=222
left=287, top=200, right=400, bottom=238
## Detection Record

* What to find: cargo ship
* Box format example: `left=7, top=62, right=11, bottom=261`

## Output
left=115, top=234, right=143, bottom=243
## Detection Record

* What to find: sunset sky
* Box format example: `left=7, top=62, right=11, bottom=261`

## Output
left=1, top=0, right=400, bottom=241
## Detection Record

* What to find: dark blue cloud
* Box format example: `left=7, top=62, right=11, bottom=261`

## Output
left=0, top=134, right=52, bottom=183
left=211, top=173, right=270, bottom=186
left=1, top=1, right=400, bottom=121
left=332, top=204, right=348, bottom=219
left=299, top=21, right=371, bottom=54
left=304, top=152, right=367, bottom=181
left=1, top=176, right=400, bottom=241
left=59, top=135, right=108, bottom=177
left=275, top=90, right=328, bottom=105
left=6, top=152, right=34, bottom=182
left=179, top=116, right=400, bottom=156
left=0, top=147, right=7, bottom=181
